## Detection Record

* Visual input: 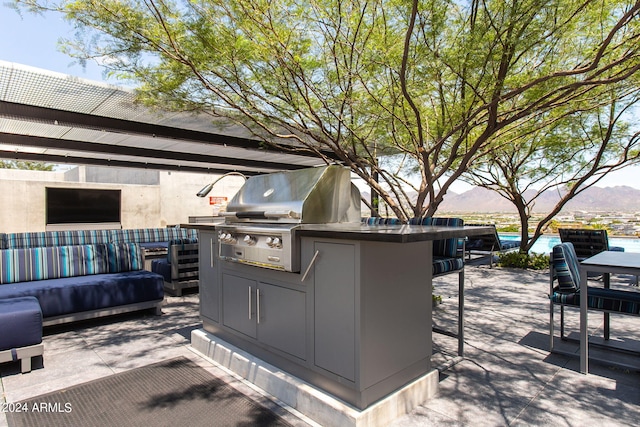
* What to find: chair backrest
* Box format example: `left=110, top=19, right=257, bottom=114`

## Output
left=362, top=217, right=402, bottom=225
left=558, top=228, right=609, bottom=259
left=411, top=217, right=464, bottom=258
left=465, top=224, right=501, bottom=252
left=551, top=242, right=581, bottom=293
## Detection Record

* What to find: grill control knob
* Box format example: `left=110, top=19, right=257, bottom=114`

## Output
left=219, top=233, right=236, bottom=244
left=243, top=235, right=256, bottom=245
left=272, top=237, right=281, bottom=248
left=265, top=237, right=273, bottom=245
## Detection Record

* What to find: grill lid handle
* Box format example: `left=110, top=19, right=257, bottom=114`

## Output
left=235, top=211, right=268, bottom=219
left=222, top=210, right=300, bottom=219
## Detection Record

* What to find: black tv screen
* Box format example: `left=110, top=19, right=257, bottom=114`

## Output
left=46, top=188, right=121, bottom=224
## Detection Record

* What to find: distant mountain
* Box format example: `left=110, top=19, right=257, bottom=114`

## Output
left=439, top=185, right=640, bottom=213
left=360, top=186, right=640, bottom=214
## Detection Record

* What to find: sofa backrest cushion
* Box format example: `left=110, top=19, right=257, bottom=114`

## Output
left=106, top=243, right=144, bottom=273
left=4, top=230, right=113, bottom=249
left=111, top=227, right=191, bottom=244
left=0, top=244, right=109, bottom=284
left=0, top=233, right=6, bottom=249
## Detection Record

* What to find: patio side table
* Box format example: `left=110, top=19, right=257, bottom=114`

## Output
left=579, top=251, right=640, bottom=374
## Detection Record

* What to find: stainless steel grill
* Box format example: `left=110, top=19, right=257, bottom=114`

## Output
left=216, top=165, right=361, bottom=272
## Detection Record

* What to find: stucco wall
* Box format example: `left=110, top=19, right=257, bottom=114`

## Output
left=0, top=167, right=244, bottom=232
left=159, top=171, right=246, bottom=226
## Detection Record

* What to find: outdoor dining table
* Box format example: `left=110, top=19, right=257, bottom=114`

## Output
left=579, top=251, right=640, bottom=374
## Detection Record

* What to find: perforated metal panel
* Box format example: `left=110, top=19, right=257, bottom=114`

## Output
left=0, top=60, right=331, bottom=173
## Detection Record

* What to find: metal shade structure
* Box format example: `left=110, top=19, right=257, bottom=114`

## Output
left=0, top=61, right=335, bottom=175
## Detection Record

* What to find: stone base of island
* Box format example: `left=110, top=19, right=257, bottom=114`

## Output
left=191, top=328, right=439, bottom=427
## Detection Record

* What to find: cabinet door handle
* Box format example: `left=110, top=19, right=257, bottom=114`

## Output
left=248, top=286, right=252, bottom=320
left=210, top=238, right=219, bottom=268
left=301, top=250, right=320, bottom=282
left=256, top=289, right=261, bottom=324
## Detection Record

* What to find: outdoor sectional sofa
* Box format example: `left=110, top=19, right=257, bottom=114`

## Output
left=0, top=242, right=164, bottom=327
left=0, top=227, right=199, bottom=296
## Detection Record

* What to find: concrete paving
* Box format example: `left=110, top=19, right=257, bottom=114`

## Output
left=1, top=263, right=639, bottom=426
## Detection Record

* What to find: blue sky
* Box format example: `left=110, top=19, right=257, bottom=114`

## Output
left=0, top=7, right=110, bottom=82
left=1, top=5, right=639, bottom=191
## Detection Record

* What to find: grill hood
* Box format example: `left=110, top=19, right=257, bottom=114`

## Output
left=224, top=165, right=361, bottom=224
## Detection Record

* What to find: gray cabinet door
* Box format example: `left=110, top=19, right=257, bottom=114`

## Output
left=313, top=241, right=356, bottom=381
left=199, top=231, right=219, bottom=322
left=222, top=274, right=257, bottom=339
left=257, top=282, right=306, bottom=360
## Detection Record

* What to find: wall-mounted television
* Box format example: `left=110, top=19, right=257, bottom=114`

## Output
left=46, top=187, right=121, bottom=225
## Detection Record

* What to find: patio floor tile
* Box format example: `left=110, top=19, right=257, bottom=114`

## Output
left=2, top=266, right=639, bottom=427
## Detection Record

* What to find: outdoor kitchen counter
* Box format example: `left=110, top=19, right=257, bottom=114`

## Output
left=186, top=223, right=492, bottom=242
left=298, top=223, right=492, bottom=242
left=188, top=222, right=494, bottom=414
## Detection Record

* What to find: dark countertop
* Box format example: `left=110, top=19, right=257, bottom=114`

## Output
left=184, top=223, right=493, bottom=244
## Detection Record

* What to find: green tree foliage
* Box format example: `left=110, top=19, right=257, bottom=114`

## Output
left=13, top=0, right=640, bottom=221
left=0, top=160, right=54, bottom=171
left=464, top=86, right=640, bottom=252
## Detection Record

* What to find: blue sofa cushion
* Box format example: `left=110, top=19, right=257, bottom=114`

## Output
left=151, top=258, right=172, bottom=282
left=0, top=271, right=164, bottom=318
left=500, top=240, right=521, bottom=250
left=0, top=245, right=109, bottom=284
left=0, top=296, right=42, bottom=351
left=106, top=243, right=144, bottom=273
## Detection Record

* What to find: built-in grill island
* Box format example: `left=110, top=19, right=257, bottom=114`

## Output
left=188, top=165, right=491, bottom=425
left=216, top=165, right=361, bottom=272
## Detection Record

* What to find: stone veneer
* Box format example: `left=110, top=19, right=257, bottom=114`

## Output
left=190, top=328, right=439, bottom=427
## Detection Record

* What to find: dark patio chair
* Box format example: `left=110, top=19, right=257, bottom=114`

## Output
left=411, top=217, right=466, bottom=359
left=558, top=228, right=624, bottom=261
left=465, top=224, right=521, bottom=267
left=361, top=217, right=403, bottom=225
left=549, top=242, right=640, bottom=359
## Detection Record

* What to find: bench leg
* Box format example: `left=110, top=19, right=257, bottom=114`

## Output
left=12, top=344, right=44, bottom=374
left=21, top=356, right=33, bottom=373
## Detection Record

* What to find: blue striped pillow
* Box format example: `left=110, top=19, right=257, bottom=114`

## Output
left=0, top=244, right=109, bottom=284
left=106, top=243, right=144, bottom=273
